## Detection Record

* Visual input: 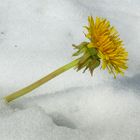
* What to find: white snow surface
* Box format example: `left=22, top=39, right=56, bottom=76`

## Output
left=0, top=0, right=140, bottom=139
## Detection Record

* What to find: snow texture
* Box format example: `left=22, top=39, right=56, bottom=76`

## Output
left=0, top=0, right=140, bottom=139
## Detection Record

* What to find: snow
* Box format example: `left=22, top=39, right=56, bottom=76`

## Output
left=0, top=0, right=140, bottom=139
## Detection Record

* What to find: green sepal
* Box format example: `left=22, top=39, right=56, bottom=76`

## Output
left=72, top=42, right=88, bottom=56
left=72, top=42, right=100, bottom=75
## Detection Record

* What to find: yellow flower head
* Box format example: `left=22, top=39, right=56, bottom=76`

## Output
left=84, top=16, right=128, bottom=78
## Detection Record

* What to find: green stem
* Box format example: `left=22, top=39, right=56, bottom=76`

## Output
left=4, top=59, right=79, bottom=102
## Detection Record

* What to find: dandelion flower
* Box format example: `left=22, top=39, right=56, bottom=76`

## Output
left=83, top=16, right=128, bottom=78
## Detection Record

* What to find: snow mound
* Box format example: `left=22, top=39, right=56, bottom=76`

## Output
left=0, top=104, right=88, bottom=140
left=0, top=85, right=140, bottom=140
